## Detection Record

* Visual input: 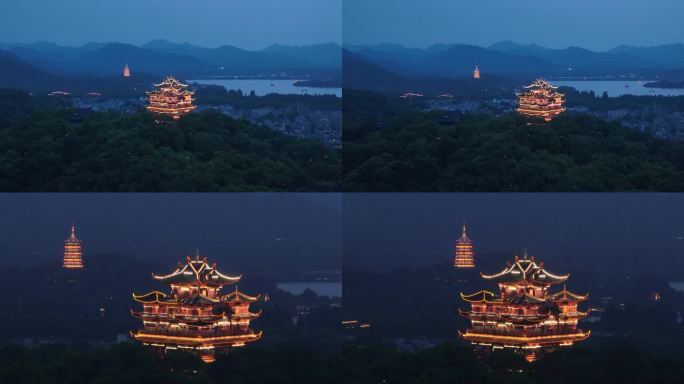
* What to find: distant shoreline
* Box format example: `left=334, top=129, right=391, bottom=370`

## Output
left=294, top=79, right=342, bottom=88
left=644, top=80, right=684, bottom=89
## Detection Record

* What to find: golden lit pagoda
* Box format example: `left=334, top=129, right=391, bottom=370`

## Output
left=516, top=79, right=565, bottom=122
left=123, top=64, right=131, bottom=77
left=146, top=76, right=196, bottom=120
left=454, top=224, right=475, bottom=268
left=131, top=252, right=262, bottom=363
left=63, top=224, right=84, bottom=269
left=473, top=65, right=480, bottom=79
left=459, top=252, right=589, bottom=362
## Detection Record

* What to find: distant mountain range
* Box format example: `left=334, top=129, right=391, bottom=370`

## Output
left=0, top=49, right=162, bottom=95
left=0, top=40, right=341, bottom=78
left=342, top=49, right=405, bottom=90
left=342, top=49, right=516, bottom=96
left=0, top=50, right=52, bottom=87
left=344, top=41, right=684, bottom=78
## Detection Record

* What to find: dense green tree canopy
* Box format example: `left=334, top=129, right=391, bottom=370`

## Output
left=343, top=90, right=684, bottom=191
left=0, top=92, right=340, bottom=191
left=343, top=339, right=684, bottom=384
left=0, top=343, right=342, bottom=384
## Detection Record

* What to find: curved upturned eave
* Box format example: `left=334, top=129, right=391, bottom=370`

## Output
left=460, top=290, right=498, bottom=303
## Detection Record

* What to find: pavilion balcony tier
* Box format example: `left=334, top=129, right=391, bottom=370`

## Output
left=517, top=103, right=564, bottom=109
left=497, top=314, right=553, bottom=324
left=147, top=106, right=197, bottom=113
left=148, top=100, right=194, bottom=106
left=137, top=325, right=254, bottom=338
left=460, top=329, right=590, bottom=347
left=158, top=89, right=188, bottom=94
left=140, top=317, right=252, bottom=329
left=520, top=95, right=561, bottom=100
left=459, top=309, right=549, bottom=323
left=518, top=98, right=564, bottom=104
left=142, top=316, right=253, bottom=328
left=517, top=107, right=565, bottom=114
left=469, top=303, right=546, bottom=312
left=517, top=103, right=565, bottom=109
left=149, top=94, right=188, bottom=99
left=132, top=311, right=224, bottom=323
left=466, top=325, right=583, bottom=338
left=148, top=101, right=195, bottom=106
left=143, top=320, right=223, bottom=328
left=517, top=105, right=561, bottom=110
left=148, top=106, right=196, bottom=110
left=132, top=330, right=262, bottom=348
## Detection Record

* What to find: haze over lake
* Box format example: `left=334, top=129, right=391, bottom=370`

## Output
left=189, top=79, right=342, bottom=97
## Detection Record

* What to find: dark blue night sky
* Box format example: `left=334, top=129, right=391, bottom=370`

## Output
left=344, top=0, right=683, bottom=50
left=0, top=194, right=341, bottom=271
left=0, top=0, right=341, bottom=48
left=344, top=194, right=684, bottom=272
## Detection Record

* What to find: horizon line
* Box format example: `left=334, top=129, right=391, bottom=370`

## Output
left=0, top=40, right=342, bottom=52
left=341, top=41, right=684, bottom=52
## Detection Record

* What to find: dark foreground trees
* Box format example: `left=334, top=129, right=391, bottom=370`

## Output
left=0, top=93, right=340, bottom=191
left=343, top=90, right=684, bottom=191
left=0, top=342, right=341, bottom=384
left=343, top=339, right=684, bottom=384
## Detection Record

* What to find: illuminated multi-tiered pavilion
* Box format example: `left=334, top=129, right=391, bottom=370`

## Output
left=516, top=79, right=566, bottom=122
left=131, top=253, right=262, bottom=363
left=146, top=76, right=196, bottom=120
left=123, top=64, right=131, bottom=78
left=63, top=224, right=84, bottom=269
left=459, top=252, right=589, bottom=362
left=454, top=224, right=475, bottom=268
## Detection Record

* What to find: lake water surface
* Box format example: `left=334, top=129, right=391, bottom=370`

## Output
left=188, top=79, right=341, bottom=97
left=276, top=282, right=342, bottom=298
left=552, top=80, right=684, bottom=97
